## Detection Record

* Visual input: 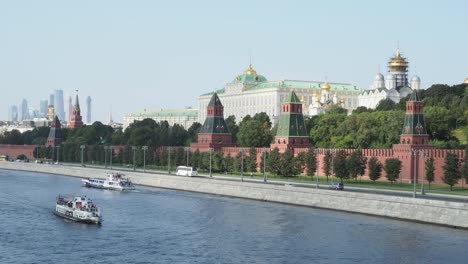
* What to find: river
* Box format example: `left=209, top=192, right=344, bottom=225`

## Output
left=0, top=169, right=467, bottom=264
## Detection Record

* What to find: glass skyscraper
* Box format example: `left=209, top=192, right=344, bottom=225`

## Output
left=54, top=90, right=65, bottom=121
left=86, top=96, right=92, bottom=124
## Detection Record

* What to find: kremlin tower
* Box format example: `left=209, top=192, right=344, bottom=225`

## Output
left=68, top=90, right=84, bottom=129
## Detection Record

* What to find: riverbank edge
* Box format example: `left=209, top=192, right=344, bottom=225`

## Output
left=2, top=162, right=468, bottom=228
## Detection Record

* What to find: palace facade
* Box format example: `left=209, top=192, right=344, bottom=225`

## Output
left=198, top=64, right=363, bottom=124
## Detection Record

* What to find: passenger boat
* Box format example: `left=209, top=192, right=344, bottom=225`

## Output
left=55, top=195, right=101, bottom=224
left=81, top=172, right=135, bottom=191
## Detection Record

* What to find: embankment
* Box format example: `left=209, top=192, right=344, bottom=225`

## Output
left=1, top=162, right=467, bottom=228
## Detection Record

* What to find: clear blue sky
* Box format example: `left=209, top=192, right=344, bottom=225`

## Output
left=1, top=0, right=467, bottom=122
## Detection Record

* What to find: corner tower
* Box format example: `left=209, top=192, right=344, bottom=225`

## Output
left=191, top=93, right=236, bottom=151
left=46, top=116, right=63, bottom=147
left=270, top=91, right=311, bottom=153
left=68, top=90, right=84, bottom=129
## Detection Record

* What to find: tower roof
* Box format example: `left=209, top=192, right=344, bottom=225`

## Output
left=74, top=92, right=80, bottom=112
left=208, top=93, right=223, bottom=107
left=409, top=89, right=420, bottom=101
left=283, top=91, right=301, bottom=104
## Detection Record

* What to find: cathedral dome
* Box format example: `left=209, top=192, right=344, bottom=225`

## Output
left=321, top=81, right=331, bottom=91
left=233, top=64, right=267, bottom=84
left=411, top=75, right=421, bottom=82
left=243, top=64, right=257, bottom=75
left=464, top=78, right=468, bottom=84
left=374, top=73, right=384, bottom=81
left=388, top=49, right=409, bottom=72
left=386, top=73, right=395, bottom=80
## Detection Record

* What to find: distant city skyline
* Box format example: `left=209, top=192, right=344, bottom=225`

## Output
left=0, top=0, right=467, bottom=122
left=6, top=89, right=91, bottom=123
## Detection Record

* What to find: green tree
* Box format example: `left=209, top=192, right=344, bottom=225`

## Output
left=442, top=153, right=461, bottom=191
left=294, top=152, right=306, bottom=176
left=347, top=150, right=363, bottom=180
left=375, top=98, right=397, bottom=111
left=212, top=152, right=225, bottom=172
left=191, top=149, right=201, bottom=168
left=384, top=158, right=402, bottom=184
left=237, top=117, right=272, bottom=147
left=305, top=148, right=317, bottom=177
left=279, top=149, right=295, bottom=177
left=225, top=116, right=239, bottom=143
left=323, top=150, right=332, bottom=182
left=187, top=122, right=202, bottom=143
left=333, top=150, right=348, bottom=183
left=224, top=153, right=234, bottom=174
left=267, top=148, right=281, bottom=175
left=425, top=157, right=435, bottom=190
left=246, top=147, right=257, bottom=172
left=368, top=157, right=383, bottom=183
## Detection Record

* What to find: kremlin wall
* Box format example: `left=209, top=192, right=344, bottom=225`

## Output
left=189, top=87, right=465, bottom=185
left=0, top=86, right=466, bottom=186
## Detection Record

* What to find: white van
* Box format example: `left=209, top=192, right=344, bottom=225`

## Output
left=176, top=166, right=198, bottom=177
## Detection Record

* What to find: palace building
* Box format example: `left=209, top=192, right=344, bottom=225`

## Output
left=198, top=64, right=363, bottom=124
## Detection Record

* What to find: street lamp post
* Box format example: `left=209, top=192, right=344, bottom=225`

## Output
left=263, top=148, right=267, bottom=183
left=420, top=150, right=426, bottom=195
left=132, top=146, right=137, bottom=171
left=80, top=145, right=85, bottom=167
left=56, top=146, right=60, bottom=164
left=412, top=149, right=418, bottom=198
left=104, top=146, right=108, bottom=168
left=209, top=148, right=213, bottom=177
left=109, top=146, right=113, bottom=170
left=142, top=146, right=148, bottom=172
left=315, top=149, right=319, bottom=189
left=331, top=149, right=336, bottom=183
left=240, top=148, right=244, bottom=182
left=167, top=147, right=171, bottom=174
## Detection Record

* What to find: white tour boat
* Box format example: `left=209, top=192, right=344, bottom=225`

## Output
left=81, top=172, right=135, bottom=191
left=55, top=195, right=101, bottom=225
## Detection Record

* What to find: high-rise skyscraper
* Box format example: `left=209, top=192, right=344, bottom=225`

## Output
left=86, top=96, right=92, bottom=124
left=54, top=90, right=65, bottom=121
left=39, top=100, right=48, bottom=118
left=8, top=105, right=18, bottom=122
left=49, top=94, right=55, bottom=107
left=65, top=95, right=72, bottom=122
left=21, top=99, right=29, bottom=121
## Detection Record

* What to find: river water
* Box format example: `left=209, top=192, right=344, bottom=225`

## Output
left=0, top=169, right=467, bottom=264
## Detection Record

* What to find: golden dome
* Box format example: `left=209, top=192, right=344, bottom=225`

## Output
left=321, top=81, right=331, bottom=91
left=243, top=64, right=257, bottom=75
left=464, top=78, right=468, bottom=84
left=300, top=96, right=305, bottom=104
left=333, top=92, right=337, bottom=97
left=339, top=98, right=345, bottom=104
left=388, top=48, right=408, bottom=71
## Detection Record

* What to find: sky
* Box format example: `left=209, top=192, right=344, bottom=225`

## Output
left=1, top=0, right=467, bottom=123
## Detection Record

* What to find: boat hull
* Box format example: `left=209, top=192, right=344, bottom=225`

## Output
left=55, top=205, right=101, bottom=225
left=82, top=178, right=135, bottom=191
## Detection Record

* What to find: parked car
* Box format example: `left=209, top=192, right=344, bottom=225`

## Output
left=328, top=182, right=344, bottom=190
